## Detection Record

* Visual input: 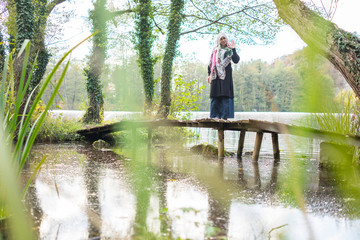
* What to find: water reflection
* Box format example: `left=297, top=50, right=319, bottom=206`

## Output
left=27, top=143, right=360, bottom=239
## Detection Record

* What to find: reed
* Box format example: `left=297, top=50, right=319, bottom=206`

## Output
left=0, top=35, right=93, bottom=239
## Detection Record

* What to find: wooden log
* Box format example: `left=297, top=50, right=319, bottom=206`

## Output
left=218, top=129, right=225, bottom=158
left=252, top=132, right=263, bottom=162
left=271, top=133, right=280, bottom=162
left=237, top=130, right=246, bottom=158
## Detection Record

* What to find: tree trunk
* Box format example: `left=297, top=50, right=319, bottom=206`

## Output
left=13, top=0, right=65, bottom=100
left=158, top=0, right=184, bottom=119
left=82, top=0, right=107, bottom=123
left=30, top=0, right=52, bottom=93
left=273, top=0, right=360, bottom=98
left=14, top=0, right=35, bottom=95
left=134, top=0, right=155, bottom=116
left=0, top=31, right=5, bottom=73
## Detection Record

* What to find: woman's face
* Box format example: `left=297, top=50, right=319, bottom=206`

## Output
left=220, top=36, right=227, bottom=47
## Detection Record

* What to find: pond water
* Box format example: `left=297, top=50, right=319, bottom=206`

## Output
left=25, top=112, right=360, bottom=239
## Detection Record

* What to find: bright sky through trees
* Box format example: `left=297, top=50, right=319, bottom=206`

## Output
left=54, top=0, right=360, bottom=63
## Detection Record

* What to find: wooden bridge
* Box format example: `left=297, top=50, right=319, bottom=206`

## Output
left=77, top=118, right=360, bottom=161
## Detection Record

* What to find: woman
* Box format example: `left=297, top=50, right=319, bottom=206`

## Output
left=208, top=32, right=240, bottom=119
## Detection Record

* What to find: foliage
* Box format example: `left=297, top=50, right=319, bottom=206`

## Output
left=315, top=90, right=360, bottom=135
left=167, top=74, right=204, bottom=120
left=133, top=0, right=156, bottom=115
left=35, top=114, right=84, bottom=143
left=312, top=91, right=360, bottom=216
left=154, top=0, right=283, bottom=45
left=0, top=123, right=34, bottom=240
left=0, top=36, right=91, bottom=237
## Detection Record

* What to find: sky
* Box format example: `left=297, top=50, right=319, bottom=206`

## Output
left=191, top=0, right=360, bottom=63
left=57, top=0, right=360, bottom=64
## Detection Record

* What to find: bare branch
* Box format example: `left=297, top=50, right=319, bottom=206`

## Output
left=180, top=4, right=268, bottom=36
left=181, top=9, right=246, bottom=35
left=189, top=0, right=209, bottom=20
left=47, top=0, right=66, bottom=15
left=153, top=18, right=165, bottom=35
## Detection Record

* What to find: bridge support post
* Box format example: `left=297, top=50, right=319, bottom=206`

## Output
left=271, top=133, right=280, bottom=162
left=237, top=130, right=246, bottom=158
left=218, top=129, right=225, bottom=158
left=252, top=132, right=263, bottom=162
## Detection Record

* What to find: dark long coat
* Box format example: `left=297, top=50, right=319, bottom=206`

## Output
left=208, top=48, right=240, bottom=98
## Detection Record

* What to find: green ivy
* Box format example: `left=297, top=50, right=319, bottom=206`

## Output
left=159, top=0, right=185, bottom=119
left=133, top=0, right=156, bottom=115
left=0, top=31, right=5, bottom=73
left=333, top=28, right=360, bottom=87
left=83, top=0, right=107, bottom=123
left=14, top=0, right=35, bottom=50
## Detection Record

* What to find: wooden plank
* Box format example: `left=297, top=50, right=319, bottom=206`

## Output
left=237, top=130, right=246, bottom=158
left=218, top=129, right=225, bottom=158
left=252, top=132, right=263, bottom=162
left=271, top=133, right=280, bottom=162
left=76, top=119, right=360, bottom=147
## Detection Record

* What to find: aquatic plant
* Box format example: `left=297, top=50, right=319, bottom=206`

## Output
left=0, top=35, right=93, bottom=238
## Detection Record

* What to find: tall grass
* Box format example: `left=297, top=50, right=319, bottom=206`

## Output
left=314, top=90, right=360, bottom=136
left=0, top=35, right=93, bottom=239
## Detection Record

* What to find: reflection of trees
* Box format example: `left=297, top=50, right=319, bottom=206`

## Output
left=206, top=157, right=281, bottom=238
left=132, top=162, right=152, bottom=237
left=207, top=158, right=231, bottom=237
left=84, top=155, right=101, bottom=238
left=252, top=161, right=261, bottom=189
left=155, top=149, right=171, bottom=236
left=25, top=185, right=43, bottom=230
left=77, top=146, right=122, bottom=238
left=22, top=160, right=43, bottom=236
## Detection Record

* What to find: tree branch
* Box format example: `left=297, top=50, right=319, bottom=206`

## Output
left=47, top=0, right=66, bottom=15
left=189, top=0, right=209, bottom=20
left=153, top=18, right=165, bottom=35
left=111, top=9, right=134, bottom=17
left=180, top=4, right=267, bottom=35
left=105, top=9, right=133, bottom=23
left=181, top=9, right=245, bottom=35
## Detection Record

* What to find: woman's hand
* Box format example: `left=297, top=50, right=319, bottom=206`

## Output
left=207, top=75, right=211, bottom=83
left=228, top=39, right=236, bottom=49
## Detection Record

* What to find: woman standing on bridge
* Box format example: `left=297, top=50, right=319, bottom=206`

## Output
left=208, top=32, right=240, bottom=120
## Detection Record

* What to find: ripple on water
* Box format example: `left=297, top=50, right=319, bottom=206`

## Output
left=24, top=143, right=360, bottom=240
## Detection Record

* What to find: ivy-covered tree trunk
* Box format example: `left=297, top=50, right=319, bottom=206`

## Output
left=134, top=0, right=155, bottom=116
left=14, top=0, right=35, bottom=95
left=273, top=0, right=360, bottom=98
left=82, top=0, right=107, bottom=123
left=13, top=0, right=65, bottom=97
left=30, top=0, right=52, bottom=92
left=0, top=31, right=5, bottom=73
left=158, top=0, right=184, bottom=119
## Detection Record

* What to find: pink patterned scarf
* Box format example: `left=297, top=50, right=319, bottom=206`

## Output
left=208, top=33, right=233, bottom=83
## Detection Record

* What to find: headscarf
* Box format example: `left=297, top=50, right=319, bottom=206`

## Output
left=208, top=32, right=233, bottom=83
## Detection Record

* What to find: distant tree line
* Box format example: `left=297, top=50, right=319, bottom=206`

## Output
left=42, top=47, right=347, bottom=113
